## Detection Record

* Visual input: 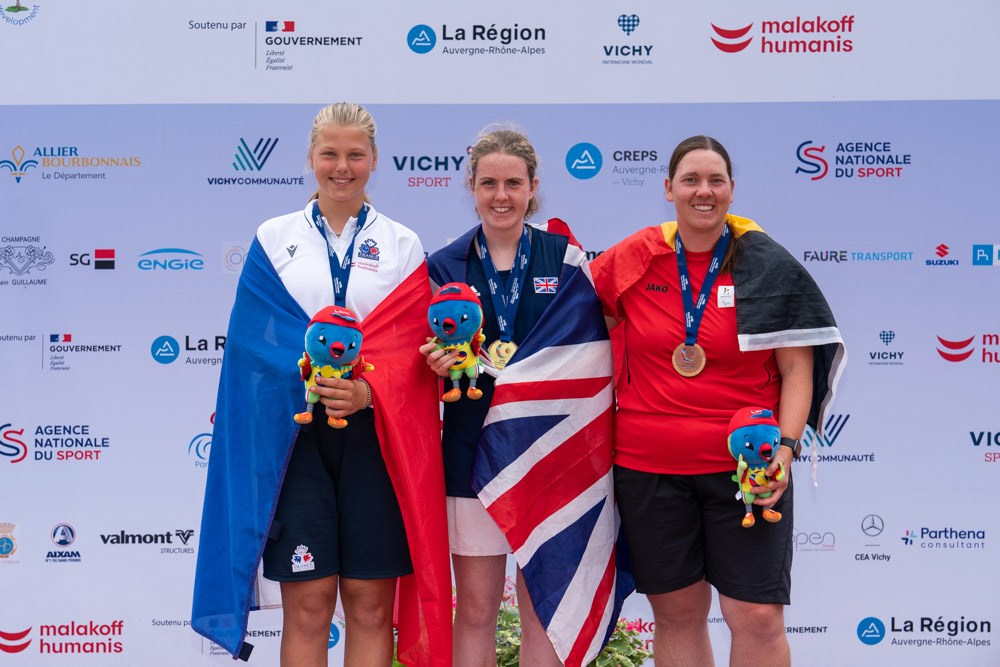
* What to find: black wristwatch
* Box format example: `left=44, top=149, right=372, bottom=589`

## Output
left=779, top=437, right=802, bottom=460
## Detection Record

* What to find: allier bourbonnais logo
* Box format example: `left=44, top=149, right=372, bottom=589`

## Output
left=1, top=1, right=39, bottom=26
left=712, top=15, right=855, bottom=55
left=0, top=146, right=39, bottom=183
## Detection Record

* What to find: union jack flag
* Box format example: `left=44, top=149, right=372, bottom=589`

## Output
left=472, top=256, right=634, bottom=666
left=533, top=276, right=559, bottom=293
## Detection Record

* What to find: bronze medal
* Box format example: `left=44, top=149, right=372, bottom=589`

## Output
left=672, top=343, right=706, bottom=377
left=487, top=340, right=518, bottom=370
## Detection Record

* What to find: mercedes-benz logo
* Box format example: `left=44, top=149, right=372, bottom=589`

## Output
left=861, top=514, right=884, bottom=537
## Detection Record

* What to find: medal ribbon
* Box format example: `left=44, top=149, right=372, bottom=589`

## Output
left=675, top=224, right=730, bottom=346
left=311, top=200, right=369, bottom=308
left=476, top=225, right=531, bottom=343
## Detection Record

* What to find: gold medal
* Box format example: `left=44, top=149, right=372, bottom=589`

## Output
left=487, top=340, right=518, bottom=370
left=672, top=343, right=706, bottom=377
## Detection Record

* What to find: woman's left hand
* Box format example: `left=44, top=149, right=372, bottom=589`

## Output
left=312, top=375, right=367, bottom=419
left=750, top=448, right=794, bottom=507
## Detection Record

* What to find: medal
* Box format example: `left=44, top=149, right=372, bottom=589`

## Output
left=487, top=340, right=518, bottom=370
left=672, top=343, right=706, bottom=377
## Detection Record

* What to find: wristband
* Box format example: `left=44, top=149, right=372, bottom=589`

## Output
left=358, top=378, right=372, bottom=408
left=779, top=436, right=801, bottom=460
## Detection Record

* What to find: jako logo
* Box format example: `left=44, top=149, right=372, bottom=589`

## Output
left=565, top=143, right=602, bottom=179
left=0, top=627, right=32, bottom=653
left=233, top=138, right=278, bottom=172
left=857, top=617, right=886, bottom=645
left=795, top=141, right=828, bottom=180
left=408, top=24, right=436, bottom=53
left=0, top=146, right=39, bottom=183
left=151, top=336, right=180, bottom=364
left=137, top=248, right=205, bottom=271
left=0, top=423, right=27, bottom=463
left=710, top=23, right=753, bottom=52
left=801, top=414, right=849, bottom=449
left=936, top=335, right=974, bottom=362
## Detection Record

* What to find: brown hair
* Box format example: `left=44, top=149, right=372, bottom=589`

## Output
left=466, top=128, right=540, bottom=219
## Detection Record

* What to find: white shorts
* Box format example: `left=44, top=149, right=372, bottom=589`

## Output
left=447, top=496, right=512, bottom=556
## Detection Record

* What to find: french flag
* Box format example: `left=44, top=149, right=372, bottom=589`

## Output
left=265, top=21, right=295, bottom=33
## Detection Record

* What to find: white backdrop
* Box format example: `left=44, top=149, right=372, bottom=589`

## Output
left=2, top=2, right=999, bottom=665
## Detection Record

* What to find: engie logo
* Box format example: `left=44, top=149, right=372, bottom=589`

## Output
left=566, top=143, right=602, bottom=179
left=137, top=248, right=204, bottom=271
left=407, top=24, right=436, bottom=53
left=711, top=16, right=855, bottom=55
left=392, top=152, right=466, bottom=189
left=795, top=140, right=911, bottom=180
left=0, top=423, right=27, bottom=463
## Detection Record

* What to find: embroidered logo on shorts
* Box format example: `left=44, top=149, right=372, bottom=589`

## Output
left=533, top=277, right=558, bottom=293
left=357, top=238, right=381, bottom=261
left=291, top=544, right=315, bottom=572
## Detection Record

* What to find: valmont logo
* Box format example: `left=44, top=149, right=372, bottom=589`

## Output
left=407, top=24, right=436, bottom=54
left=602, top=14, right=653, bottom=65
left=151, top=335, right=180, bottom=364
left=972, top=244, right=1000, bottom=266
left=566, top=143, right=602, bottom=180
left=137, top=248, right=205, bottom=271
left=857, top=617, right=885, bottom=645
left=233, top=138, right=278, bottom=172
left=0, top=2, right=39, bottom=27
left=0, top=423, right=27, bottom=464
left=927, top=243, right=959, bottom=266
left=712, top=16, right=855, bottom=55
left=0, top=146, right=39, bottom=183
left=795, top=139, right=910, bottom=180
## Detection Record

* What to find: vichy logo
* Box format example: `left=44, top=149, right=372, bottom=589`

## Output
left=233, top=138, right=278, bottom=172
left=869, top=330, right=903, bottom=366
left=408, top=24, right=436, bottom=54
left=857, top=617, right=886, bottom=645
left=137, top=248, right=204, bottom=271
left=151, top=335, right=180, bottom=364
left=602, top=15, right=653, bottom=64
left=972, top=244, right=1000, bottom=266
left=0, top=146, right=39, bottom=183
left=566, top=143, right=602, bottom=179
left=618, top=14, right=639, bottom=35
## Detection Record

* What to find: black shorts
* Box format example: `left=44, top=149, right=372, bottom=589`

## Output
left=262, top=409, right=413, bottom=581
left=614, top=466, right=793, bottom=604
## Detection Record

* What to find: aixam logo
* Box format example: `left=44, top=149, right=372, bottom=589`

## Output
left=795, top=139, right=911, bottom=180
left=927, top=243, right=959, bottom=266
left=566, top=143, right=603, bottom=180
left=0, top=2, right=39, bottom=27
left=0, top=146, right=38, bottom=182
left=0, top=424, right=27, bottom=463
left=712, top=15, right=855, bottom=55
left=392, top=152, right=466, bottom=189
left=868, top=329, right=904, bottom=367
left=407, top=22, right=546, bottom=57
left=601, top=14, right=653, bottom=66
left=937, top=333, right=1000, bottom=364
left=0, top=236, right=53, bottom=288
left=47, top=523, right=81, bottom=563
left=206, top=139, right=304, bottom=187
left=799, top=414, right=875, bottom=463
left=0, top=627, right=31, bottom=653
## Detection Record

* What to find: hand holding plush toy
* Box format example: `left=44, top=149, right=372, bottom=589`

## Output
left=427, top=282, right=486, bottom=403
left=293, top=305, right=374, bottom=429
left=727, top=407, right=786, bottom=528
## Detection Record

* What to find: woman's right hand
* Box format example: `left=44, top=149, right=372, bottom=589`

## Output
left=419, top=337, right=460, bottom=378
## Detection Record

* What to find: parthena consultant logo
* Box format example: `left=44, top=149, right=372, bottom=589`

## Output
left=566, top=143, right=603, bottom=179
left=406, top=22, right=546, bottom=57
left=711, top=15, right=855, bottom=55
left=795, top=140, right=912, bottom=180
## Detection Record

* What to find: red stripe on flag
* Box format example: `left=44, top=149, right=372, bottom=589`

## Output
left=489, top=406, right=613, bottom=548
left=564, top=550, right=617, bottom=667
left=94, top=249, right=115, bottom=259
left=491, top=377, right=608, bottom=406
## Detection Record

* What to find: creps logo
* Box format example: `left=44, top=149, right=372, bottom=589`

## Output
left=617, top=14, right=639, bottom=35
left=565, top=143, right=602, bottom=179
left=233, top=138, right=278, bottom=172
left=407, top=24, right=436, bottom=53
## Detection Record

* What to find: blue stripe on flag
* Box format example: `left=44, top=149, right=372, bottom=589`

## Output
left=472, top=414, right=565, bottom=491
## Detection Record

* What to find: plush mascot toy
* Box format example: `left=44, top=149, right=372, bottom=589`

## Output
left=427, top=282, right=486, bottom=403
left=293, top=305, right=374, bottom=429
left=727, top=406, right=786, bottom=528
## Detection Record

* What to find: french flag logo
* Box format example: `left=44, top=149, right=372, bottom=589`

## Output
left=265, top=21, right=295, bottom=32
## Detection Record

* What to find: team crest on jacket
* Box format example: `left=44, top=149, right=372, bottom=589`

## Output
left=533, top=276, right=558, bottom=293
left=357, top=238, right=381, bottom=261
left=291, top=544, right=315, bottom=572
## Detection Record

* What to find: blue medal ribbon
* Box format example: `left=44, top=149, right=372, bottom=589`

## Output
left=476, top=225, right=531, bottom=343
left=675, top=224, right=730, bottom=346
left=311, top=200, right=369, bottom=308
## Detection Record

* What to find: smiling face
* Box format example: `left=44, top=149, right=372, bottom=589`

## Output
left=309, top=124, right=376, bottom=215
left=471, top=152, right=539, bottom=236
left=665, top=149, right=734, bottom=248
